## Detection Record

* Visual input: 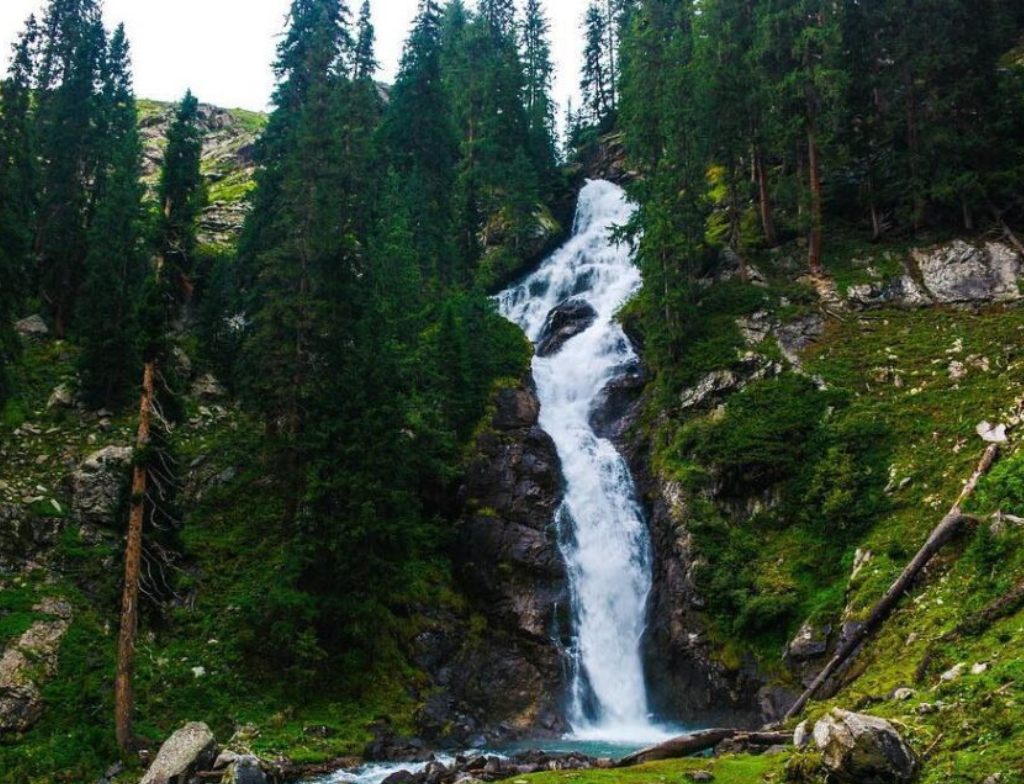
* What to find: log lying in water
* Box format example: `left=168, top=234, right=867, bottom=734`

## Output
left=784, top=444, right=1000, bottom=721
left=616, top=729, right=792, bottom=767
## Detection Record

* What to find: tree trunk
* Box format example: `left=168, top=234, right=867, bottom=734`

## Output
left=729, top=171, right=748, bottom=283
left=807, top=120, right=823, bottom=276
left=870, top=201, right=883, bottom=243
left=617, top=729, right=792, bottom=767
left=961, top=195, right=974, bottom=231
left=114, top=360, right=154, bottom=753
left=755, top=145, right=778, bottom=247
left=784, top=444, right=999, bottom=721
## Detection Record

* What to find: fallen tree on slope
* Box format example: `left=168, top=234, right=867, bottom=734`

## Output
left=784, top=444, right=1000, bottom=721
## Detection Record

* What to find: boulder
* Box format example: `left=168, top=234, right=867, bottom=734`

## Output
left=47, top=383, right=76, bottom=410
left=785, top=622, right=831, bottom=661
left=139, top=722, right=217, bottom=784
left=70, top=446, right=133, bottom=526
left=14, top=315, right=49, bottom=340
left=191, top=373, right=226, bottom=399
left=776, top=313, right=825, bottom=367
left=536, top=300, right=597, bottom=357
left=0, top=598, right=73, bottom=735
left=590, top=371, right=646, bottom=440
left=848, top=240, right=1022, bottom=309
left=917, top=240, right=1020, bottom=304
left=813, top=709, right=918, bottom=784
left=680, top=370, right=740, bottom=410
left=222, top=755, right=267, bottom=784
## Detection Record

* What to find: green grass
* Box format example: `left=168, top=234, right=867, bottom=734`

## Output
left=523, top=755, right=786, bottom=784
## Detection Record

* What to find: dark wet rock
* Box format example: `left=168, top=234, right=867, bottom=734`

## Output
left=416, top=378, right=569, bottom=740
left=581, top=131, right=637, bottom=184
left=590, top=371, right=647, bottom=441
left=382, top=771, right=419, bottom=784
left=813, top=709, right=919, bottom=784
left=536, top=300, right=597, bottom=357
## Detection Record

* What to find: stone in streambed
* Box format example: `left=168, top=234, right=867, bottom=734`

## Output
left=535, top=300, right=597, bottom=357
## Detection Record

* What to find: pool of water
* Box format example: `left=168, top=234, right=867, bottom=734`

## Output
left=305, top=728, right=692, bottom=784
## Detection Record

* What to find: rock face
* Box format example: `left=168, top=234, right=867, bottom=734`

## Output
left=443, top=380, right=568, bottom=737
left=140, top=722, right=217, bottom=784
left=813, top=709, right=919, bottom=784
left=535, top=300, right=597, bottom=357
left=628, top=465, right=768, bottom=727
left=0, top=598, right=73, bottom=735
left=70, top=446, right=133, bottom=526
left=848, top=240, right=1022, bottom=308
left=138, top=101, right=263, bottom=246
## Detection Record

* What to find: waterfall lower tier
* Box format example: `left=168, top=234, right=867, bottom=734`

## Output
left=497, top=180, right=672, bottom=745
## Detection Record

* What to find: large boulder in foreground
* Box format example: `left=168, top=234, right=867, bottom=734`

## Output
left=140, top=722, right=217, bottom=784
left=813, top=709, right=918, bottom=784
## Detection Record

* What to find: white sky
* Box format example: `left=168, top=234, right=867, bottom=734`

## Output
left=0, top=0, right=588, bottom=116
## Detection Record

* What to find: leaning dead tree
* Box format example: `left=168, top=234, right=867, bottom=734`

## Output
left=114, top=360, right=156, bottom=752
left=785, top=444, right=1000, bottom=721
left=617, top=729, right=792, bottom=767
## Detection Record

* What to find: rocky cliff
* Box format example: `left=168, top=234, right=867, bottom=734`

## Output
left=395, top=380, right=569, bottom=748
left=138, top=99, right=265, bottom=247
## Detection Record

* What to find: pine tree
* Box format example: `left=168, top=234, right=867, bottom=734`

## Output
left=521, top=0, right=557, bottom=171
left=353, top=0, right=378, bottom=80
left=0, top=19, right=39, bottom=405
left=581, top=3, right=612, bottom=125
left=379, top=0, right=458, bottom=282
left=77, top=24, right=146, bottom=409
left=34, top=0, right=107, bottom=337
left=479, top=0, right=517, bottom=39
left=158, top=90, right=207, bottom=306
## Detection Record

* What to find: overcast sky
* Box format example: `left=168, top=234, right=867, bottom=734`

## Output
left=0, top=0, right=589, bottom=116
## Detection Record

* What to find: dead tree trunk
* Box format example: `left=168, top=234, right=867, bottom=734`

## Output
left=114, top=360, right=155, bottom=752
left=617, top=729, right=792, bottom=767
left=807, top=119, right=824, bottom=276
left=784, top=444, right=999, bottom=721
left=755, top=144, right=778, bottom=247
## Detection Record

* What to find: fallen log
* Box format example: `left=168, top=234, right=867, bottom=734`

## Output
left=784, top=444, right=999, bottom=721
left=616, top=729, right=791, bottom=767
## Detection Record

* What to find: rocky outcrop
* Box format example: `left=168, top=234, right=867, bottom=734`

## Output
left=0, top=597, right=73, bottom=735
left=536, top=300, right=597, bottom=357
left=408, top=381, right=566, bottom=743
left=139, top=721, right=217, bottom=784
left=581, top=131, right=637, bottom=184
left=70, top=446, right=133, bottom=526
left=848, top=240, right=1022, bottom=309
left=628, top=464, right=768, bottom=727
left=813, top=709, right=919, bottom=784
left=139, top=101, right=263, bottom=246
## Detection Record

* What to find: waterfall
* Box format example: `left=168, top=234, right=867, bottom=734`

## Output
left=497, top=180, right=671, bottom=744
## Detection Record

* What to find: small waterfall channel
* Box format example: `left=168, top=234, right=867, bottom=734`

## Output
left=496, top=179, right=670, bottom=745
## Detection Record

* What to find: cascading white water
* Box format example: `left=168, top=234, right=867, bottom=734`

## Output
left=497, top=180, right=672, bottom=745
